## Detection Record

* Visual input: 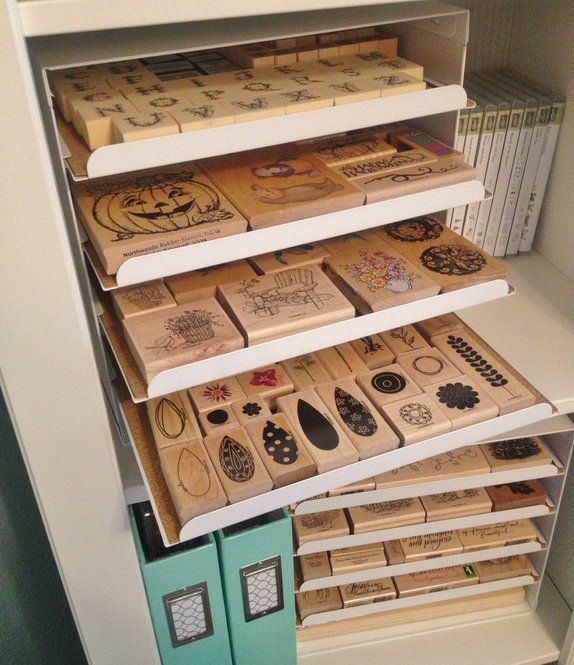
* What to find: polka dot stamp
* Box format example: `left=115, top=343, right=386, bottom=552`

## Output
left=198, top=404, right=240, bottom=436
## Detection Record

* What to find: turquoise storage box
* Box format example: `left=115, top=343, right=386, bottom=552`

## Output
left=130, top=503, right=233, bottom=665
left=215, top=508, right=296, bottom=665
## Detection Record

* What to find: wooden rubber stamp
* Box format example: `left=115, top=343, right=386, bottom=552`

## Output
left=122, top=299, right=244, bottom=383
left=311, top=131, right=396, bottom=166
left=276, top=389, right=359, bottom=473
left=188, top=376, right=246, bottom=413
left=146, top=390, right=202, bottom=451
left=165, top=260, right=257, bottom=305
left=394, top=564, right=478, bottom=597
left=430, top=330, right=536, bottom=415
left=316, top=343, right=367, bottom=379
left=296, top=588, right=342, bottom=620
left=315, top=377, right=400, bottom=459
left=421, top=488, right=492, bottom=521
left=169, top=101, right=236, bottom=131
left=73, top=96, right=138, bottom=148
left=200, top=147, right=365, bottom=229
left=198, top=405, right=240, bottom=437
left=280, top=352, right=332, bottom=390
left=333, top=150, right=437, bottom=181
left=231, top=397, right=271, bottom=426
left=356, top=363, right=423, bottom=411
left=244, top=413, right=317, bottom=487
left=236, top=363, right=295, bottom=409
left=458, top=520, right=539, bottom=551
left=329, top=544, right=387, bottom=574
left=112, top=280, right=176, bottom=320
left=159, top=440, right=227, bottom=524
left=292, top=509, right=350, bottom=545
left=218, top=267, right=355, bottom=345
left=415, top=314, right=464, bottom=341
left=396, top=348, right=462, bottom=388
left=479, top=437, right=552, bottom=471
left=324, top=242, right=440, bottom=314
left=474, top=555, right=533, bottom=583
left=250, top=242, right=331, bottom=274
left=424, top=377, right=499, bottom=429
left=486, top=480, right=548, bottom=511
left=111, top=111, right=180, bottom=142
left=379, top=394, right=452, bottom=445
left=399, top=530, right=464, bottom=561
left=347, top=498, right=425, bottom=533
left=383, top=540, right=405, bottom=565
left=380, top=325, right=430, bottom=357
left=203, top=427, right=273, bottom=503
left=349, top=334, right=395, bottom=369
left=299, top=552, right=332, bottom=582
left=319, top=228, right=382, bottom=256
left=340, top=578, right=396, bottom=607
left=72, top=163, right=248, bottom=275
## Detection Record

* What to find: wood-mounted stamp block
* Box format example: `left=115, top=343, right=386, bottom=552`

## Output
left=146, top=390, right=202, bottom=451
left=424, top=377, right=499, bottom=429
left=111, top=279, right=177, bottom=319
left=359, top=55, right=424, bottom=80
left=296, top=588, right=343, bottom=620
left=486, top=480, right=548, bottom=511
left=347, top=498, right=425, bottom=533
left=200, top=147, right=365, bottom=230
left=390, top=129, right=463, bottom=159
left=394, top=564, right=478, bottom=597
left=383, top=540, right=405, bottom=565
left=340, top=579, right=396, bottom=607
left=122, top=299, right=244, bottom=383
left=353, top=157, right=477, bottom=204
left=275, top=389, right=359, bottom=473
left=292, top=509, right=350, bottom=545
left=325, top=242, right=440, bottom=314
left=218, top=267, right=355, bottom=346
left=398, top=530, right=464, bottom=562
left=332, top=150, right=437, bottom=180
left=421, top=487, right=492, bottom=522
left=430, top=331, right=536, bottom=415
left=198, top=405, right=240, bottom=437
left=165, top=260, right=257, bottom=305
left=188, top=376, right=246, bottom=413
left=203, top=427, right=273, bottom=503
left=169, top=101, right=236, bottom=131
left=379, top=394, right=452, bottom=445
left=378, top=218, right=508, bottom=292
left=315, top=377, right=400, bottom=459
left=236, top=364, right=295, bottom=409
left=72, top=163, right=248, bottom=276
left=97, top=60, right=150, bottom=77
left=374, top=445, right=491, bottom=488
left=68, top=89, right=124, bottom=126
left=316, top=344, right=367, bottom=380
left=415, top=314, right=464, bottom=341
left=276, top=87, right=334, bottom=113
left=319, top=228, right=382, bottom=256
left=122, top=90, right=193, bottom=114
left=159, top=440, right=227, bottom=524
left=311, top=131, right=396, bottom=167
left=479, top=437, right=552, bottom=471
left=329, top=541, right=382, bottom=557
left=231, top=397, right=271, bottom=426
left=244, top=412, right=316, bottom=487
left=300, top=552, right=331, bottom=582
left=322, top=79, right=380, bottom=105
left=374, top=73, right=426, bottom=97
left=328, top=477, right=376, bottom=496
left=250, top=242, right=331, bottom=274
left=111, top=111, right=180, bottom=142
left=73, top=97, right=138, bottom=149
left=54, top=77, right=113, bottom=122
left=105, top=71, right=162, bottom=90
left=329, top=546, right=387, bottom=574
left=380, top=325, right=430, bottom=357
left=350, top=335, right=395, bottom=369
left=280, top=353, right=332, bottom=390
left=458, top=520, right=539, bottom=552
left=396, top=348, right=462, bottom=388
left=474, top=555, right=533, bottom=583
left=356, top=364, right=423, bottom=410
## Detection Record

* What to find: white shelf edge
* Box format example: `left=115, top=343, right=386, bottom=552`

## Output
left=75, top=86, right=466, bottom=180
left=90, top=179, right=486, bottom=289
left=295, top=461, right=561, bottom=514
left=301, top=574, right=536, bottom=626
left=298, top=540, right=544, bottom=591
left=296, top=501, right=553, bottom=555
left=172, top=402, right=552, bottom=545
left=104, top=276, right=508, bottom=401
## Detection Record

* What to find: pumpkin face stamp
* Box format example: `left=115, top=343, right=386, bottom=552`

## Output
left=72, top=164, right=248, bottom=275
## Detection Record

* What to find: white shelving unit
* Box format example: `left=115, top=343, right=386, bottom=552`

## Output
left=2, top=0, right=573, bottom=664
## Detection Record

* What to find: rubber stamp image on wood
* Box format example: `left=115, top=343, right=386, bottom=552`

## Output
left=177, top=447, right=212, bottom=497
left=147, top=308, right=222, bottom=350
left=420, top=245, right=486, bottom=276
left=121, top=284, right=168, bottom=311
left=435, top=382, right=481, bottom=410
left=371, top=370, right=407, bottom=395
left=261, top=419, right=299, bottom=464
left=334, top=387, right=378, bottom=436
left=86, top=170, right=235, bottom=240
left=235, top=270, right=333, bottom=317
left=487, top=438, right=544, bottom=461
left=399, top=402, right=433, bottom=426
left=200, top=382, right=234, bottom=404
left=297, top=398, right=340, bottom=451
left=363, top=162, right=459, bottom=185
left=219, top=434, right=255, bottom=482
left=342, top=248, right=422, bottom=295
left=155, top=396, right=187, bottom=439
left=384, top=218, right=444, bottom=243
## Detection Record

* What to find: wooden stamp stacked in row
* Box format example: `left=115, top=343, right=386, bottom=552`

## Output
left=296, top=554, right=536, bottom=617
left=143, top=314, right=540, bottom=527
left=106, top=217, right=506, bottom=384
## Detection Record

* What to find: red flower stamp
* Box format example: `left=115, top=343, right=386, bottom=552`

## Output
left=251, top=369, right=278, bottom=387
